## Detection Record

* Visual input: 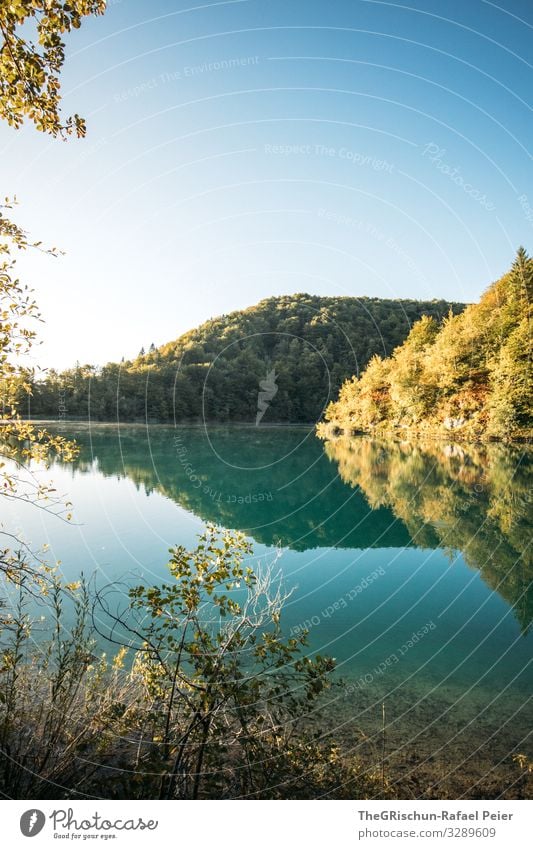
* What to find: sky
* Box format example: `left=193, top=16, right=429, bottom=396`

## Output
left=1, top=0, right=532, bottom=369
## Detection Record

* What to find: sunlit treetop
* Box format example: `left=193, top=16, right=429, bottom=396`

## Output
left=0, top=0, right=106, bottom=138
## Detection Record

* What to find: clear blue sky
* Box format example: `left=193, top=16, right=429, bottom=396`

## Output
left=2, top=0, right=532, bottom=368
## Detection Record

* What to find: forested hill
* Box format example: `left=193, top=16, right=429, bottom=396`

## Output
left=318, top=250, right=532, bottom=441
left=27, top=294, right=465, bottom=424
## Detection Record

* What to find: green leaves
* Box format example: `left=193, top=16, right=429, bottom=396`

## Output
left=0, top=0, right=106, bottom=138
left=100, top=526, right=337, bottom=797
left=27, top=294, right=466, bottom=423
left=0, top=203, right=79, bottom=588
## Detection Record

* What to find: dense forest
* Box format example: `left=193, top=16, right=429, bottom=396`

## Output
left=318, top=250, right=532, bottom=441
left=25, top=294, right=464, bottom=423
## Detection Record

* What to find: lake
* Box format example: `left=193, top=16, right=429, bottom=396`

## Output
left=3, top=423, right=532, bottom=794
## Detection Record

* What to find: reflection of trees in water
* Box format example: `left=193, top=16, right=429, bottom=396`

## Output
left=60, top=426, right=412, bottom=551
left=53, top=426, right=531, bottom=630
left=324, top=437, right=533, bottom=633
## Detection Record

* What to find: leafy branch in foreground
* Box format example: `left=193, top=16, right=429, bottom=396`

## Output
left=95, top=526, right=337, bottom=799
left=0, top=0, right=106, bottom=138
left=0, top=0, right=105, bottom=580
left=0, top=200, right=78, bottom=583
left=0, top=529, right=386, bottom=800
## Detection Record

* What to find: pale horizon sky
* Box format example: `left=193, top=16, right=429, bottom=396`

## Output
left=2, top=0, right=532, bottom=369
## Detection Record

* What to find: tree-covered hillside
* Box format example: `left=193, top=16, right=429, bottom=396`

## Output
left=26, top=294, right=464, bottom=423
left=318, top=250, right=532, bottom=441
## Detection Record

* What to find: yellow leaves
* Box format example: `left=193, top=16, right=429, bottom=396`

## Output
left=513, top=753, right=533, bottom=773
left=0, top=1, right=106, bottom=137
left=112, top=646, right=128, bottom=671
left=319, top=253, right=532, bottom=441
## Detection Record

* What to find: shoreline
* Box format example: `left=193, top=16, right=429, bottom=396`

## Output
left=10, top=418, right=318, bottom=430
left=5, top=418, right=531, bottom=443
left=316, top=422, right=532, bottom=446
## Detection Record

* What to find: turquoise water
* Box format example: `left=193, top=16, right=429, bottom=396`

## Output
left=3, top=424, right=532, bottom=777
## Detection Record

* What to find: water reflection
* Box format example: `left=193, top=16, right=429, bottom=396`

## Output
left=54, top=425, right=532, bottom=632
left=65, top=425, right=412, bottom=551
left=323, top=437, right=533, bottom=633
